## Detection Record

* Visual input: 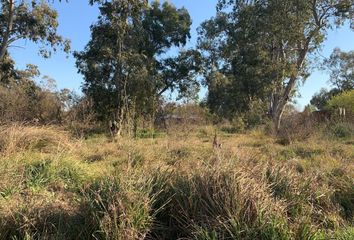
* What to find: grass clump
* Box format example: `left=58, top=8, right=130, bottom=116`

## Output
left=149, top=169, right=291, bottom=240
left=25, top=160, right=52, bottom=190
left=326, top=122, right=354, bottom=139
left=0, top=125, right=74, bottom=156
left=81, top=175, right=159, bottom=240
left=329, top=172, right=354, bottom=222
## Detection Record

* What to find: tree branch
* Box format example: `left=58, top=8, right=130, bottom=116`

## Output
left=0, top=0, right=15, bottom=62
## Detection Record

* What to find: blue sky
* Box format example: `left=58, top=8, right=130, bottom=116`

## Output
left=9, top=0, right=354, bottom=109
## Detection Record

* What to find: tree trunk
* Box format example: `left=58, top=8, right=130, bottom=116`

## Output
left=272, top=39, right=311, bottom=133
left=272, top=100, right=285, bottom=133
left=0, top=0, right=15, bottom=62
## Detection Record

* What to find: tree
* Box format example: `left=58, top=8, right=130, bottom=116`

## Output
left=311, top=48, right=354, bottom=110
left=0, top=0, right=70, bottom=68
left=75, top=0, right=199, bottom=135
left=199, top=0, right=354, bottom=131
left=324, top=48, right=354, bottom=91
left=327, top=89, right=354, bottom=113
left=310, top=88, right=340, bottom=110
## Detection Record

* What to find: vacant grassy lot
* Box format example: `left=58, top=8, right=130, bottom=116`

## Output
left=0, top=125, right=353, bottom=240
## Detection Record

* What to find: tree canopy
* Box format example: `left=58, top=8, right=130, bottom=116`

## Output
left=0, top=0, right=353, bottom=133
left=75, top=0, right=200, bottom=133
left=0, top=0, right=70, bottom=83
left=327, top=89, right=354, bottom=113
left=198, top=0, right=354, bottom=130
left=325, top=48, right=354, bottom=91
left=311, top=48, right=354, bottom=110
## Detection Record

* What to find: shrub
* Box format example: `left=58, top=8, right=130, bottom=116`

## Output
left=135, top=128, right=162, bottom=139
left=326, top=122, right=354, bottom=139
left=327, top=90, right=354, bottom=113
left=277, top=112, right=317, bottom=144
left=243, top=100, right=268, bottom=128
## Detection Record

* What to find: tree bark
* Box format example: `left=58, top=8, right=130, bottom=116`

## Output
left=272, top=39, right=311, bottom=133
left=0, top=0, right=15, bottom=62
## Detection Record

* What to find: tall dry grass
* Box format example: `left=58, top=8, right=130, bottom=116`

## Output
left=0, top=124, right=77, bottom=156
left=0, top=124, right=352, bottom=239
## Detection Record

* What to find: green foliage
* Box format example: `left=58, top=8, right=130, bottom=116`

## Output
left=150, top=170, right=292, bottom=240
left=311, top=88, right=341, bottom=110
left=326, top=122, right=354, bottom=139
left=333, top=227, right=354, bottom=240
left=327, top=90, right=354, bottom=113
left=311, top=48, right=354, bottom=111
left=75, top=0, right=199, bottom=125
left=25, top=160, right=52, bottom=190
left=135, top=128, right=162, bottom=139
left=0, top=0, right=70, bottom=74
left=0, top=74, right=64, bottom=123
left=0, top=126, right=353, bottom=239
left=329, top=173, right=354, bottom=222
left=325, top=48, right=354, bottom=91
left=81, top=176, right=155, bottom=240
left=198, top=0, right=354, bottom=129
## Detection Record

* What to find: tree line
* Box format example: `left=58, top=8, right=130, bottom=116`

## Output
left=0, top=0, right=353, bottom=134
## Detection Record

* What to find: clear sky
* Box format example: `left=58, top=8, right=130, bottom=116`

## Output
left=9, top=0, right=354, bottom=109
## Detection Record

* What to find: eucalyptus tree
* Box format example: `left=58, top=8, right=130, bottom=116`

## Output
left=310, top=88, right=340, bottom=110
left=325, top=48, right=354, bottom=91
left=311, top=48, right=354, bottom=110
left=0, top=0, right=70, bottom=86
left=0, top=0, right=70, bottom=62
left=199, top=0, right=354, bottom=131
left=76, top=0, right=198, bottom=134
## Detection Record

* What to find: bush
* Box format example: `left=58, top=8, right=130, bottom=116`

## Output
left=327, top=90, right=354, bottom=113
left=136, top=128, right=163, bottom=139
left=0, top=78, right=63, bottom=124
left=326, top=122, right=354, bottom=139
left=243, top=100, right=267, bottom=128
left=276, top=112, right=316, bottom=144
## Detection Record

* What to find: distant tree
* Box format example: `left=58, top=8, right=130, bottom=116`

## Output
left=327, top=90, right=354, bottom=113
left=76, top=0, right=199, bottom=135
left=311, top=48, right=354, bottom=110
left=304, top=104, right=317, bottom=114
left=310, top=88, right=340, bottom=110
left=324, top=48, right=354, bottom=91
left=199, top=0, right=354, bottom=131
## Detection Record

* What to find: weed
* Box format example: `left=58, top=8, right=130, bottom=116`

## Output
left=326, top=122, right=354, bottom=139
left=25, top=160, right=52, bottom=190
left=0, top=125, right=353, bottom=239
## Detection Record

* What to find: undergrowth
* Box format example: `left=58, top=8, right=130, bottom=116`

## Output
left=0, top=125, right=352, bottom=239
